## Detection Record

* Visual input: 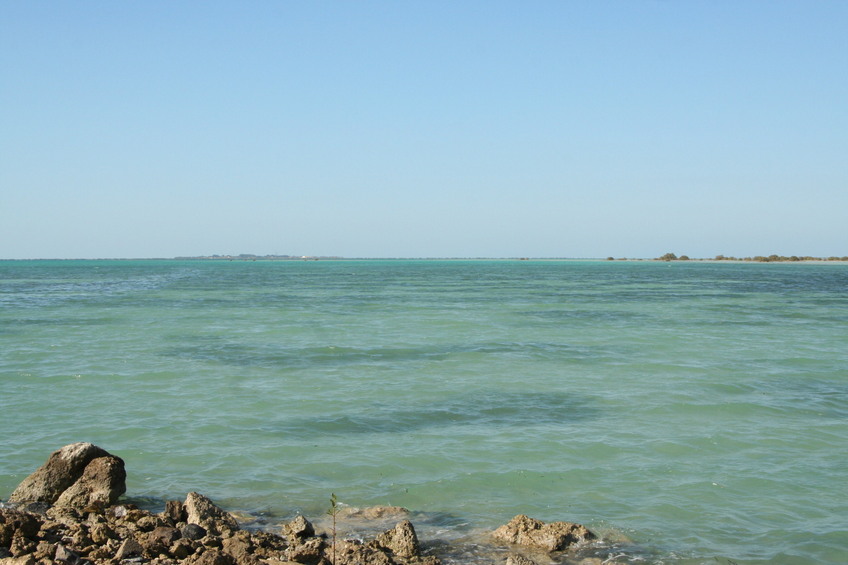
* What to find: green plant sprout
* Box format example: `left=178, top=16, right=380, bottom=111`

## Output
left=327, top=493, right=338, bottom=565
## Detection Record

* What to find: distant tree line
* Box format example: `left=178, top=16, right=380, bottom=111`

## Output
left=653, top=253, right=848, bottom=262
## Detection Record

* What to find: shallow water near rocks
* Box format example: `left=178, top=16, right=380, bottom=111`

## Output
left=2, top=259, right=847, bottom=564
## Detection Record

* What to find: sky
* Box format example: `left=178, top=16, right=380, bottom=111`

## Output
left=1, top=1, right=846, bottom=259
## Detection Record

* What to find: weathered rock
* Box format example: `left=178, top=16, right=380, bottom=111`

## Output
left=7, top=443, right=114, bottom=506
left=0, top=554, right=35, bottom=565
left=53, top=543, right=82, bottom=564
left=221, top=530, right=259, bottom=564
left=115, top=536, right=144, bottom=560
left=164, top=500, right=187, bottom=524
left=144, top=526, right=181, bottom=556
left=284, top=536, right=325, bottom=565
left=334, top=539, right=392, bottom=565
left=53, top=455, right=126, bottom=510
left=169, top=538, right=197, bottom=559
left=184, top=493, right=239, bottom=536
left=282, top=515, right=314, bottom=541
left=492, top=515, right=595, bottom=552
left=88, top=521, right=116, bottom=545
left=0, top=508, right=41, bottom=547
left=9, top=530, right=36, bottom=557
left=185, top=547, right=235, bottom=565
left=374, top=519, right=419, bottom=559
left=246, top=530, right=288, bottom=560
left=341, top=506, right=409, bottom=521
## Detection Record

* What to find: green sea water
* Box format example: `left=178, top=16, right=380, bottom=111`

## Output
left=1, top=259, right=846, bottom=564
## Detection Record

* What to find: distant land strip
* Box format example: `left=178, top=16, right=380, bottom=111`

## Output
left=647, top=253, right=848, bottom=262
left=175, top=253, right=848, bottom=262
left=3, top=254, right=846, bottom=262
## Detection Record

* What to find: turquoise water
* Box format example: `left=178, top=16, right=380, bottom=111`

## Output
left=1, top=259, right=847, bottom=564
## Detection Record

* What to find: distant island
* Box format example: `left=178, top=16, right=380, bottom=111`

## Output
left=174, top=254, right=342, bottom=261
left=173, top=253, right=848, bottom=263
left=638, top=253, right=848, bottom=262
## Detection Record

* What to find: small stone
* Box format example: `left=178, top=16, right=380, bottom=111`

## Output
left=54, top=543, right=81, bottom=564
left=170, top=538, right=196, bottom=559
left=115, top=536, right=145, bottom=560
left=181, top=523, right=207, bottom=540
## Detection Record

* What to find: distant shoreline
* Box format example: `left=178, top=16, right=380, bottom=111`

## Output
left=1, top=255, right=847, bottom=263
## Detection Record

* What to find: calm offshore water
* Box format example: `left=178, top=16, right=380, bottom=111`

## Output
left=1, top=259, right=846, bottom=564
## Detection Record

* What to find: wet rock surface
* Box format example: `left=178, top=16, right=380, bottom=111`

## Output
left=491, top=515, right=595, bottom=552
left=2, top=444, right=607, bottom=565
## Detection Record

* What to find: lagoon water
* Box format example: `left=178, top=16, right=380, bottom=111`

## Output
left=1, top=259, right=847, bottom=564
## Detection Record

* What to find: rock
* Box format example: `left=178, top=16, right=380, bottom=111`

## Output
left=334, top=539, right=391, bottom=565
left=181, top=523, right=207, bottom=541
left=115, top=536, right=144, bottom=560
left=184, top=493, right=239, bottom=536
left=169, top=538, right=197, bottom=559
left=341, top=506, right=409, bottom=521
left=53, top=543, right=82, bottom=564
left=282, top=515, right=314, bottom=541
left=506, top=554, right=538, bottom=565
left=184, top=548, right=235, bottom=565
left=89, top=521, right=116, bottom=545
left=0, top=555, right=36, bottom=565
left=164, top=500, right=187, bottom=524
left=144, top=526, right=181, bottom=556
left=9, top=530, right=36, bottom=557
left=492, top=515, right=595, bottom=552
left=221, top=531, right=259, bottom=564
left=284, top=536, right=325, bottom=564
left=374, top=519, right=419, bottom=559
left=53, top=456, right=126, bottom=510
left=0, top=509, right=41, bottom=547
left=7, top=443, right=115, bottom=506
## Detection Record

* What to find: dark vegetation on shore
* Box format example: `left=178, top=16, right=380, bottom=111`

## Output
left=604, top=253, right=848, bottom=262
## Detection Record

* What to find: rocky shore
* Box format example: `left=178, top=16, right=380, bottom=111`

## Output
left=1, top=444, right=602, bottom=565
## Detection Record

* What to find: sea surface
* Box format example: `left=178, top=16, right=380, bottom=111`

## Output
left=1, top=259, right=846, bottom=564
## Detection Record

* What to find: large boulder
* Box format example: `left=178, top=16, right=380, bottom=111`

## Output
left=54, top=455, right=126, bottom=510
left=492, top=514, right=595, bottom=552
left=7, top=443, right=125, bottom=509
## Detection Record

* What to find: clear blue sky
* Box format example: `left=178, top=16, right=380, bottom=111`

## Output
left=2, top=1, right=846, bottom=259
